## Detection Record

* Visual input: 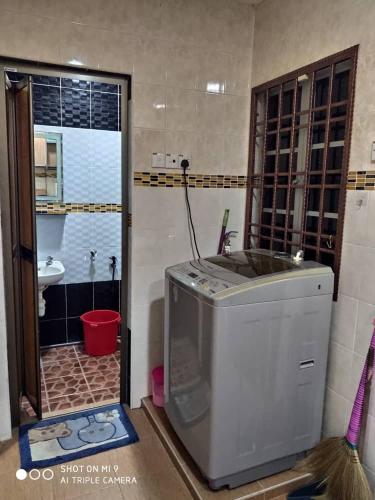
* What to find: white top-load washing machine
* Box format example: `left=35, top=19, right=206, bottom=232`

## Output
left=164, top=249, right=334, bottom=490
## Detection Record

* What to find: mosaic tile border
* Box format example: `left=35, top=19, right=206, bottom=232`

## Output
left=347, top=170, right=375, bottom=190
left=133, top=171, right=248, bottom=188
left=36, top=203, right=122, bottom=214
left=134, top=170, right=375, bottom=190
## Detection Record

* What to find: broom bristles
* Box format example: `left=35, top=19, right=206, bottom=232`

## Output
left=295, top=437, right=372, bottom=500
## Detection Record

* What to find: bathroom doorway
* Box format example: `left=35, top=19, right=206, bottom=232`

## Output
left=0, top=60, right=130, bottom=423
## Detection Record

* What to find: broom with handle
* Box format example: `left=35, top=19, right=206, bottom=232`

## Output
left=296, top=327, right=375, bottom=500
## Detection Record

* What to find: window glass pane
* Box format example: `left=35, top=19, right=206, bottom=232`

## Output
left=274, top=230, right=285, bottom=240
left=310, top=148, right=324, bottom=171
left=279, top=153, right=289, bottom=173
left=324, top=188, right=340, bottom=213
left=331, top=104, right=347, bottom=118
left=332, top=59, right=351, bottom=103
left=276, top=188, right=287, bottom=210
left=278, top=175, right=288, bottom=185
left=325, top=172, right=341, bottom=185
left=267, top=87, right=280, bottom=119
left=281, top=117, right=292, bottom=128
left=314, top=66, right=330, bottom=107
left=275, top=213, right=285, bottom=227
left=323, top=217, right=337, bottom=234
left=263, top=188, right=274, bottom=208
left=264, top=154, right=276, bottom=174
left=267, top=120, right=278, bottom=132
left=320, top=251, right=335, bottom=269
left=305, top=234, right=317, bottom=246
left=260, top=238, right=271, bottom=249
left=280, top=131, right=291, bottom=149
left=261, top=211, right=272, bottom=226
left=312, top=124, right=325, bottom=144
left=307, top=189, right=320, bottom=212
left=330, top=121, right=346, bottom=142
left=309, top=174, right=322, bottom=185
left=305, top=216, right=319, bottom=232
left=272, top=241, right=285, bottom=252
left=266, top=133, right=277, bottom=151
left=256, top=92, right=266, bottom=123
left=282, top=80, right=295, bottom=115
left=313, top=109, right=326, bottom=122
left=264, top=175, right=275, bottom=187
left=304, top=248, right=317, bottom=260
left=328, top=145, right=344, bottom=169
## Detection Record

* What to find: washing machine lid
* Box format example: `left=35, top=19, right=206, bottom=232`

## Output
left=204, top=250, right=297, bottom=279
left=166, top=249, right=334, bottom=305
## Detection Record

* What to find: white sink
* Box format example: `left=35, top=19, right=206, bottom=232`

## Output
left=38, top=260, right=65, bottom=286
left=37, top=260, right=65, bottom=317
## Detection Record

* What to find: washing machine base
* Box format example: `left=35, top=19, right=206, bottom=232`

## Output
left=208, top=453, right=303, bottom=490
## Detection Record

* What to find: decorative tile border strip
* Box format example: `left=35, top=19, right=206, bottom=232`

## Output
left=133, top=171, right=248, bottom=188
left=36, top=203, right=123, bottom=214
left=347, top=170, right=375, bottom=190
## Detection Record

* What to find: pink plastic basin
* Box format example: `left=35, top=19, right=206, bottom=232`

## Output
left=151, top=366, right=164, bottom=407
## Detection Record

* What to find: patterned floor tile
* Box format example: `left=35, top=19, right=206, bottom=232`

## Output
left=48, top=392, right=95, bottom=412
left=41, top=343, right=121, bottom=416
left=79, top=354, right=119, bottom=373
left=74, top=344, right=90, bottom=359
left=85, top=368, right=120, bottom=391
left=91, top=387, right=120, bottom=403
left=45, top=375, right=90, bottom=399
left=21, top=396, right=37, bottom=417
left=41, top=346, right=77, bottom=365
left=43, top=359, right=84, bottom=380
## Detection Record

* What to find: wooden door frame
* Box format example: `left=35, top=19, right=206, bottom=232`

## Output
left=0, top=58, right=131, bottom=425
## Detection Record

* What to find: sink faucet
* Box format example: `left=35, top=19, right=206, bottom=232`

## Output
left=46, top=256, right=54, bottom=266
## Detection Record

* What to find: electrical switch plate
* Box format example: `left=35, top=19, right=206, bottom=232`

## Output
left=178, top=154, right=191, bottom=169
left=152, top=152, right=165, bottom=168
left=165, top=153, right=179, bottom=169
left=371, top=142, right=375, bottom=162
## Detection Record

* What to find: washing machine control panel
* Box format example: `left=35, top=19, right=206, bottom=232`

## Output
left=169, top=263, right=233, bottom=296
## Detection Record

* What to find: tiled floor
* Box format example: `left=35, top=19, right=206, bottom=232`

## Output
left=11, top=402, right=294, bottom=500
left=40, top=344, right=120, bottom=416
left=143, top=397, right=310, bottom=500
left=0, top=408, right=192, bottom=500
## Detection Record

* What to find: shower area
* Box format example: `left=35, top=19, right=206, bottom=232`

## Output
left=4, top=66, right=129, bottom=420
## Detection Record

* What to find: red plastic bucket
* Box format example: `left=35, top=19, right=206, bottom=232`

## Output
left=80, top=310, right=121, bottom=356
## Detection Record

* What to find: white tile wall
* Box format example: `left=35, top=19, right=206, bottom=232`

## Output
left=34, top=125, right=121, bottom=203
left=130, top=186, right=245, bottom=398
left=0, top=0, right=255, bottom=438
left=35, top=124, right=122, bottom=284
left=323, top=190, right=375, bottom=481
left=37, top=212, right=122, bottom=284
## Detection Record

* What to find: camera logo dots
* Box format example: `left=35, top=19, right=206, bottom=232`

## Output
left=16, top=468, right=54, bottom=481
left=16, top=469, right=27, bottom=480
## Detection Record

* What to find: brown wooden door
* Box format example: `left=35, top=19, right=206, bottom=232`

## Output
left=11, top=77, right=41, bottom=418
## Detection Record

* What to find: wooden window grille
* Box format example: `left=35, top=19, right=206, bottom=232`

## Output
left=244, top=46, right=358, bottom=298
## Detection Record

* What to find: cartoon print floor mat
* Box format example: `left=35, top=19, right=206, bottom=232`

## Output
left=19, top=404, right=139, bottom=470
